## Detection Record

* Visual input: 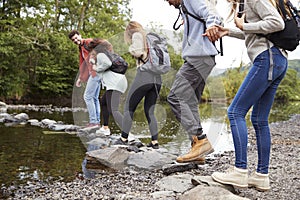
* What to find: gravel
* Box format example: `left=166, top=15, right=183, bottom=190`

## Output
left=1, top=114, right=299, bottom=200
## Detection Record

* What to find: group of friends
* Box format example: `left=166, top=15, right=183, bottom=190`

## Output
left=68, top=0, right=289, bottom=192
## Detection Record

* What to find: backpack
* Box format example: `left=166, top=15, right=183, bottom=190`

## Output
left=139, top=32, right=171, bottom=75
left=239, top=0, right=300, bottom=51
left=104, top=50, right=128, bottom=74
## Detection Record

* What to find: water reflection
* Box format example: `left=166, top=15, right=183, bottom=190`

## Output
left=0, top=101, right=299, bottom=186
left=0, top=125, right=86, bottom=186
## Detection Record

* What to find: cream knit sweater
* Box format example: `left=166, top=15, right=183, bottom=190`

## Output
left=228, top=0, right=286, bottom=62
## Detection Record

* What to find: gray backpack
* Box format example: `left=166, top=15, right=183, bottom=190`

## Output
left=139, top=32, right=171, bottom=75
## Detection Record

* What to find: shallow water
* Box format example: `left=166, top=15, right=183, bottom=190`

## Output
left=0, top=102, right=299, bottom=186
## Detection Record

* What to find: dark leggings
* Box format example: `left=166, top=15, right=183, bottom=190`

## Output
left=100, top=90, right=123, bottom=128
left=121, top=74, right=161, bottom=141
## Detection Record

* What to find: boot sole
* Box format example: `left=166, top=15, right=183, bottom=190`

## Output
left=193, top=160, right=205, bottom=165
left=211, top=174, right=248, bottom=188
left=176, top=148, right=214, bottom=163
left=248, top=184, right=270, bottom=192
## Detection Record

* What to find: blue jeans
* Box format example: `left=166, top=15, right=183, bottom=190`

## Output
left=228, top=47, right=287, bottom=174
left=84, top=75, right=101, bottom=124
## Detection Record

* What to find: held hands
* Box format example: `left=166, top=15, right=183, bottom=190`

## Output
left=203, top=13, right=245, bottom=42
left=203, top=26, right=219, bottom=42
left=203, top=25, right=229, bottom=42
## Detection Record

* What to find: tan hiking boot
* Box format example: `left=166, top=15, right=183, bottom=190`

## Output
left=194, top=156, right=206, bottom=165
left=176, top=135, right=214, bottom=163
left=211, top=166, right=248, bottom=188
left=248, top=172, right=270, bottom=191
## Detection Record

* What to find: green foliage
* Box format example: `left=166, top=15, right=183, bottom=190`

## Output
left=211, top=63, right=300, bottom=103
left=0, top=0, right=130, bottom=102
left=287, top=59, right=300, bottom=77
left=275, top=68, right=300, bottom=101
left=202, top=75, right=227, bottom=101
left=1, top=0, right=299, bottom=106
left=221, top=64, right=247, bottom=101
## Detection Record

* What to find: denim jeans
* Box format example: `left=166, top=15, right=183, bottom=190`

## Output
left=84, top=74, right=101, bottom=124
left=228, top=47, right=287, bottom=174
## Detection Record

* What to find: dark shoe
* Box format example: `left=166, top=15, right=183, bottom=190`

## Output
left=113, top=138, right=128, bottom=145
left=147, top=142, right=159, bottom=149
left=130, top=141, right=145, bottom=148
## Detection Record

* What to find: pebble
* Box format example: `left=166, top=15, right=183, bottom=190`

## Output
left=1, top=115, right=300, bottom=200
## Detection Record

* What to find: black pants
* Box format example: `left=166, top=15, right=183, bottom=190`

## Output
left=121, top=70, right=161, bottom=141
left=100, top=90, right=123, bottom=128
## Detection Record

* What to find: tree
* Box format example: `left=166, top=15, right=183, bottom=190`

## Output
left=0, top=0, right=131, bottom=104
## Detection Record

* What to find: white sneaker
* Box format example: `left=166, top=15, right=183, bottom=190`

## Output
left=211, top=166, right=248, bottom=188
left=248, top=172, right=270, bottom=191
left=96, top=126, right=111, bottom=136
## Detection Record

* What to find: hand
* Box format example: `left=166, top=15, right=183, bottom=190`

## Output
left=89, top=58, right=96, bottom=65
left=203, top=25, right=229, bottom=41
left=76, top=78, right=81, bottom=87
left=216, top=25, right=229, bottom=38
left=203, top=25, right=219, bottom=42
left=92, top=64, right=97, bottom=71
left=234, top=13, right=245, bottom=30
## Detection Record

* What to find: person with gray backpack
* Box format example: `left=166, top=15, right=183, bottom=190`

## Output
left=164, top=0, right=223, bottom=163
left=113, top=21, right=171, bottom=149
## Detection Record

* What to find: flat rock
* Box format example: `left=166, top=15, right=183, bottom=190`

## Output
left=179, top=185, right=250, bottom=200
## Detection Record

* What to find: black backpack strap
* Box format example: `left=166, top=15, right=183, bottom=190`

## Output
left=173, top=1, right=206, bottom=33
left=287, top=0, right=300, bottom=18
left=219, top=37, right=223, bottom=56
left=138, top=57, right=146, bottom=64
left=103, top=49, right=113, bottom=61
left=82, top=42, right=90, bottom=51
left=173, top=0, right=224, bottom=56
left=181, top=1, right=206, bottom=45
left=183, top=1, right=223, bottom=56
left=238, top=0, right=244, bottom=17
left=181, top=1, right=205, bottom=24
left=278, top=0, right=286, bottom=19
left=173, top=8, right=184, bottom=31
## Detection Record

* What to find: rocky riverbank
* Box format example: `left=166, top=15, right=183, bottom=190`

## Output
left=1, top=102, right=299, bottom=199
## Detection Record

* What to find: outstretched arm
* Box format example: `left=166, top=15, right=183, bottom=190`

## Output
left=203, top=12, right=246, bottom=42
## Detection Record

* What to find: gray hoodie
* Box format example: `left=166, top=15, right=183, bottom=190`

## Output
left=180, top=0, right=223, bottom=59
